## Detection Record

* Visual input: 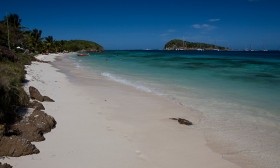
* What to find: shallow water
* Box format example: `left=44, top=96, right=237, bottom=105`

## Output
left=71, top=50, right=280, bottom=168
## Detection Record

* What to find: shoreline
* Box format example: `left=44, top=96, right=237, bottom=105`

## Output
left=3, top=53, right=240, bottom=168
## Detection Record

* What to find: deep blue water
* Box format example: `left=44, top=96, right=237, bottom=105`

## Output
left=70, top=50, right=280, bottom=167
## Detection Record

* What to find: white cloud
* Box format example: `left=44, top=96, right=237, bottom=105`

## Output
left=167, top=29, right=176, bottom=33
left=209, top=18, right=220, bottom=22
left=160, top=33, right=169, bottom=37
left=192, top=24, right=215, bottom=30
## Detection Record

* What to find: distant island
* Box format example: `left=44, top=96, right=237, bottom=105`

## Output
left=164, top=39, right=228, bottom=51
left=62, top=40, right=104, bottom=53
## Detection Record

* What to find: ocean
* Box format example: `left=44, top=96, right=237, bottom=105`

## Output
left=70, top=50, right=280, bottom=167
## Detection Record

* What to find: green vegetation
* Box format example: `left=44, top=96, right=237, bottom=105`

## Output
left=0, top=13, right=104, bottom=53
left=62, top=40, right=103, bottom=52
left=0, top=13, right=103, bottom=127
left=0, top=46, right=32, bottom=124
left=164, top=39, right=228, bottom=51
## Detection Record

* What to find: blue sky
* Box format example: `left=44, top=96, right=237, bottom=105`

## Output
left=1, top=0, right=280, bottom=50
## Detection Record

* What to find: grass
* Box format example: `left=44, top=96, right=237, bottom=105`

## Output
left=0, top=50, right=33, bottom=124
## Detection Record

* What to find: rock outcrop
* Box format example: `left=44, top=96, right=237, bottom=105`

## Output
left=0, top=86, right=56, bottom=159
left=10, top=109, right=56, bottom=142
left=43, top=96, right=55, bottom=102
left=28, top=100, right=45, bottom=111
left=29, top=86, right=44, bottom=102
left=0, top=136, right=39, bottom=157
left=0, top=162, right=13, bottom=168
left=29, top=86, right=55, bottom=102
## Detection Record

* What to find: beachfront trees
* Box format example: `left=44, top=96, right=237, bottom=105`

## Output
left=0, top=14, right=42, bottom=52
left=29, top=29, right=43, bottom=52
left=0, top=13, right=22, bottom=49
left=4, top=14, right=21, bottom=30
left=44, top=36, right=54, bottom=53
left=0, top=13, right=103, bottom=53
left=2, top=14, right=25, bottom=49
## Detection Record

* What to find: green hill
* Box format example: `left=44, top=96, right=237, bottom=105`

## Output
left=164, top=39, right=228, bottom=51
left=62, top=40, right=104, bottom=52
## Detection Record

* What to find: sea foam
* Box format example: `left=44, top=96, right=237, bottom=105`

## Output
left=101, top=72, right=153, bottom=93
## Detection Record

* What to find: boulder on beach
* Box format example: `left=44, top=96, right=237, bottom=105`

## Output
left=10, top=109, right=56, bottom=142
left=29, top=86, right=55, bottom=102
left=0, top=162, right=13, bottom=168
left=170, top=118, right=193, bottom=126
left=29, top=86, right=44, bottom=102
left=43, top=96, right=55, bottom=102
left=28, top=100, right=45, bottom=111
left=0, top=136, right=39, bottom=157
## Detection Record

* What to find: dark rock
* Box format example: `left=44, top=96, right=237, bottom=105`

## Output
left=10, top=109, right=56, bottom=142
left=178, top=118, right=193, bottom=125
left=4, top=129, right=21, bottom=137
left=43, top=96, right=55, bottom=102
left=30, top=110, right=57, bottom=134
left=0, top=162, right=13, bottom=168
left=28, top=100, right=45, bottom=110
left=169, top=118, right=178, bottom=121
left=0, top=136, right=39, bottom=157
left=29, top=86, right=44, bottom=102
left=170, top=118, right=193, bottom=126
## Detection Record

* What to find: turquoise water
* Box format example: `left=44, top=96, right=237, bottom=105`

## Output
left=71, top=50, right=280, bottom=167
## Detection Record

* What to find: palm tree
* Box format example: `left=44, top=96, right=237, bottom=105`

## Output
left=44, top=36, right=54, bottom=53
left=30, top=29, right=43, bottom=52
left=4, top=14, right=21, bottom=29
left=4, top=14, right=23, bottom=49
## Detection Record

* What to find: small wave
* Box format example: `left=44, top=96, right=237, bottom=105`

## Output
left=74, top=63, right=81, bottom=69
left=101, top=72, right=153, bottom=93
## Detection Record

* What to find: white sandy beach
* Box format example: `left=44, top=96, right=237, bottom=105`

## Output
left=4, top=53, right=240, bottom=168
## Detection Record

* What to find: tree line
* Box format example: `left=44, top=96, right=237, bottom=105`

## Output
left=0, top=13, right=103, bottom=53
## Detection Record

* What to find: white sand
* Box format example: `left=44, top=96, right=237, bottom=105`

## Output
left=3, top=53, right=240, bottom=168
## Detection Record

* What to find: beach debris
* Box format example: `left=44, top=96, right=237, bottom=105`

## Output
left=0, top=162, right=13, bottom=168
left=28, top=100, right=45, bottom=111
left=170, top=118, right=193, bottom=126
